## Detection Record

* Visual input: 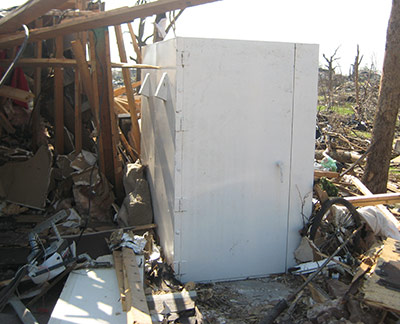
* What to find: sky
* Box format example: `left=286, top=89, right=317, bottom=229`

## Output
left=5, top=0, right=393, bottom=74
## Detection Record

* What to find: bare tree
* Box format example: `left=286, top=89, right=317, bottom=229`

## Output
left=352, top=44, right=363, bottom=118
left=363, top=0, right=400, bottom=193
left=322, top=47, right=340, bottom=109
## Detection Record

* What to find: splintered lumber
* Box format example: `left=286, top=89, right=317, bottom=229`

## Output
left=0, top=0, right=219, bottom=49
left=0, top=0, right=70, bottom=35
left=114, top=81, right=142, bottom=97
left=113, top=250, right=127, bottom=312
left=114, top=95, right=141, bottom=112
left=122, top=247, right=152, bottom=324
left=114, top=98, right=130, bottom=114
left=119, top=127, right=139, bottom=161
left=0, top=85, right=34, bottom=102
left=362, top=238, right=400, bottom=313
left=115, top=24, right=141, bottom=154
left=344, top=192, right=400, bottom=207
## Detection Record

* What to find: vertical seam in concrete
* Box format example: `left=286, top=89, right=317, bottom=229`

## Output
left=285, top=44, right=297, bottom=271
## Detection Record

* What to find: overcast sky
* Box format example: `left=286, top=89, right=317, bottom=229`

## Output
left=5, top=0, right=393, bottom=73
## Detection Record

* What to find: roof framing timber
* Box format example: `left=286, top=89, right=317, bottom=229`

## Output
left=0, top=0, right=219, bottom=50
left=0, top=0, right=70, bottom=35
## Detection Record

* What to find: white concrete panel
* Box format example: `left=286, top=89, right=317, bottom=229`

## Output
left=141, top=39, right=178, bottom=265
left=141, top=37, right=318, bottom=282
left=286, top=43, right=319, bottom=268
left=177, top=38, right=295, bottom=282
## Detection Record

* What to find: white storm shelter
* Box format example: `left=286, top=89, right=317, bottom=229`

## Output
left=140, top=37, right=318, bottom=282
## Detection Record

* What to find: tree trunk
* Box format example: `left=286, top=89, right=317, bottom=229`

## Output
left=363, top=0, right=400, bottom=193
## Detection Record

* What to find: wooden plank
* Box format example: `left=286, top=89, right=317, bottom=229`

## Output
left=87, top=30, right=105, bottom=176
left=90, top=27, right=122, bottom=196
left=128, top=23, right=142, bottom=64
left=0, top=0, right=70, bottom=35
left=344, top=192, right=400, bottom=207
left=122, top=247, right=152, bottom=324
left=71, top=40, right=97, bottom=126
left=111, top=62, right=159, bottom=69
left=0, top=0, right=219, bottom=49
left=314, top=170, right=340, bottom=179
left=114, top=80, right=141, bottom=97
left=54, top=35, right=64, bottom=154
left=104, top=28, right=124, bottom=200
left=347, top=175, right=400, bottom=229
left=113, top=250, right=127, bottom=312
left=0, top=85, right=34, bottom=102
left=115, top=24, right=141, bottom=155
left=0, top=58, right=76, bottom=68
left=362, top=238, right=400, bottom=313
left=0, top=58, right=159, bottom=69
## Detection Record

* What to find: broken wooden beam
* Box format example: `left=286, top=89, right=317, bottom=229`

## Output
left=346, top=175, right=400, bottom=230
left=0, top=85, right=34, bottom=102
left=122, top=247, right=152, bottom=324
left=314, top=170, right=340, bottom=179
left=0, top=0, right=70, bottom=35
left=0, top=0, right=220, bottom=49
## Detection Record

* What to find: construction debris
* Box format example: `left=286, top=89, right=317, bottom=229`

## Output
left=0, top=1, right=400, bottom=324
